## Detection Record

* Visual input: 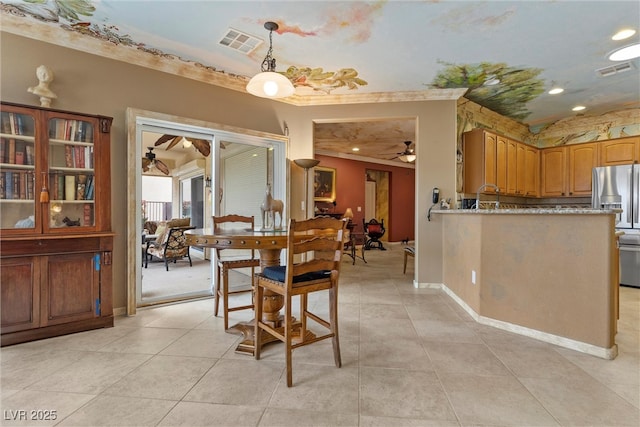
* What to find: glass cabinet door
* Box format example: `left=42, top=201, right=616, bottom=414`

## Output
left=0, top=111, right=37, bottom=231
left=47, top=117, right=95, bottom=229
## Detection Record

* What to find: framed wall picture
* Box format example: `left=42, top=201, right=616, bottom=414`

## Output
left=314, top=166, right=336, bottom=202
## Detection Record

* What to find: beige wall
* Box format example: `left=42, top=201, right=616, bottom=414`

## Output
left=1, top=33, right=458, bottom=310
left=441, top=211, right=617, bottom=352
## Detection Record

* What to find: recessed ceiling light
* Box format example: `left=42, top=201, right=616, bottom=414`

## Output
left=352, top=147, right=360, bottom=152
left=608, top=43, right=640, bottom=61
left=612, top=29, right=636, bottom=41
left=548, top=87, right=564, bottom=95
left=572, top=105, right=586, bottom=112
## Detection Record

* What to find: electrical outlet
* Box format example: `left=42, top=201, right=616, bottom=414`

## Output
left=357, top=206, right=362, bottom=212
left=301, top=201, right=305, bottom=211
left=471, top=270, right=476, bottom=284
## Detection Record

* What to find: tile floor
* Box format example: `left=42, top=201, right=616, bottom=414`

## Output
left=1, top=245, right=639, bottom=426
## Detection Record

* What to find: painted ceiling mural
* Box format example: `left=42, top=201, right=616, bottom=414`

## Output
left=2, top=0, right=639, bottom=134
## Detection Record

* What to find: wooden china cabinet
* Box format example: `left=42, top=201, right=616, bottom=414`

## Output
left=0, top=102, right=114, bottom=346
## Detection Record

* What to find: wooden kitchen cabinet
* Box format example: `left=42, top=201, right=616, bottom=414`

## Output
left=0, top=102, right=114, bottom=346
left=463, top=129, right=498, bottom=194
left=496, top=135, right=508, bottom=194
left=515, top=143, right=526, bottom=196
left=0, top=256, right=40, bottom=334
left=465, top=128, right=634, bottom=200
left=464, top=129, right=538, bottom=197
left=568, top=142, right=598, bottom=196
left=540, top=143, right=598, bottom=197
left=505, top=138, right=518, bottom=195
left=523, top=144, right=539, bottom=197
left=540, top=147, right=567, bottom=197
left=600, top=136, right=639, bottom=165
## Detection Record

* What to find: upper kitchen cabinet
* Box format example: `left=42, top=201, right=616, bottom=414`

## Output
left=505, top=137, right=518, bottom=195
left=567, top=142, right=599, bottom=196
left=540, top=143, right=598, bottom=197
left=517, top=143, right=539, bottom=197
left=524, top=144, right=540, bottom=197
left=540, top=147, right=567, bottom=197
left=495, top=134, right=508, bottom=194
left=600, top=136, right=640, bottom=166
left=464, top=129, right=538, bottom=197
left=463, top=129, right=498, bottom=194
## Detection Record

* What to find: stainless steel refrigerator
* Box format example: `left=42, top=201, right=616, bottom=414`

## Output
left=592, top=165, right=640, bottom=287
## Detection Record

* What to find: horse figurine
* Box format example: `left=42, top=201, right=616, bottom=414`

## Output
left=260, top=184, right=284, bottom=230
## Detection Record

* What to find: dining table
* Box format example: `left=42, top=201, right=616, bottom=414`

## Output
left=185, top=227, right=290, bottom=355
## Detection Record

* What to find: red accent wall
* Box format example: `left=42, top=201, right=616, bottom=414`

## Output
left=315, top=155, right=415, bottom=242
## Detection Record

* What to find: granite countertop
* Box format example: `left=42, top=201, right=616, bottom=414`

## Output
left=432, top=208, right=621, bottom=215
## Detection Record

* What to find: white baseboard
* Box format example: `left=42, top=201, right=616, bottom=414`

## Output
left=412, top=281, right=618, bottom=360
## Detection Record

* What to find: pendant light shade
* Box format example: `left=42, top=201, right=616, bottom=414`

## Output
left=247, top=71, right=295, bottom=98
left=246, top=21, right=295, bottom=99
left=398, top=153, right=417, bottom=163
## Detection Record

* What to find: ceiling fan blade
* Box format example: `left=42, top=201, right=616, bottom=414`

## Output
left=142, top=157, right=151, bottom=172
left=164, top=136, right=181, bottom=150
left=153, top=134, right=176, bottom=146
left=155, top=159, right=170, bottom=175
left=192, top=139, right=211, bottom=157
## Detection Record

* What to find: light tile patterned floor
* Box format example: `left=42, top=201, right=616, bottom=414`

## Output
left=1, top=245, right=639, bottom=426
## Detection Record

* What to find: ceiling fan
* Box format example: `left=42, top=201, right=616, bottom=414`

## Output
left=390, top=141, right=416, bottom=163
left=142, top=147, right=170, bottom=175
left=154, top=134, right=211, bottom=157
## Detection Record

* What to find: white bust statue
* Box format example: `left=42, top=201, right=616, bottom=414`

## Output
left=28, top=65, right=57, bottom=107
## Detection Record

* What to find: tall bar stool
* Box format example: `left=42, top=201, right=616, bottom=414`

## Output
left=254, top=217, right=347, bottom=387
left=212, top=214, right=260, bottom=330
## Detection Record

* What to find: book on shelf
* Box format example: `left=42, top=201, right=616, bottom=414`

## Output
left=8, top=113, right=16, bottom=135
left=52, top=119, right=90, bottom=142
left=0, top=139, right=5, bottom=163
left=0, top=173, right=4, bottom=199
left=5, top=171, right=12, bottom=199
left=8, top=139, right=15, bottom=164
left=74, top=146, right=85, bottom=168
left=12, top=173, right=19, bottom=199
left=76, top=183, right=86, bottom=200
left=76, top=174, right=87, bottom=200
left=83, top=203, right=92, bottom=226
left=83, top=175, right=94, bottom=200
left=14, top=140, right=25, bottom=165
left=68, top=120, right=77, bottom=141
left=56, top=174, right=64, bottom=200
left=27, top=172, right=34, bottom=200
left=1, top=115, right=11, bottom=134
left=25, top=144, right=34, bottom=165
left=7, top=113, right=24, bottom=135
left=64, top=175, right=75, bottom=201
left=85, top=146, right=92, bottom=169
left=64, top=145, right=74, bottom=167
left=18, top=171, right=26, bottom=199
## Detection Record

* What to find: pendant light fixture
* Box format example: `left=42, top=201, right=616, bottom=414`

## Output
left=246, top=21, right=295, bottom=99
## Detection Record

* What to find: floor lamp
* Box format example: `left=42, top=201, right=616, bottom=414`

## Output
left=294, top=158, right=320, bottom=219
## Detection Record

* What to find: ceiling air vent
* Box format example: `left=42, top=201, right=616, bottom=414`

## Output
left=219, top=28, right=262, bottom=54
left=596, top=61, right=634, bottom=77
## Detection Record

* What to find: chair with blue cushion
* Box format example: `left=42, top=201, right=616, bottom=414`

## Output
left=254, top=217, right=347, bottom=387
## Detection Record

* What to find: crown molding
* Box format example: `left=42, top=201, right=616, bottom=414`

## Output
left=2, top=11, right=467, bottom=107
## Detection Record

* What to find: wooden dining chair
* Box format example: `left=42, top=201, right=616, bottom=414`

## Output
left=212, top=214, right=260, bottom=330
left=254, top=217, right=347, bottom=387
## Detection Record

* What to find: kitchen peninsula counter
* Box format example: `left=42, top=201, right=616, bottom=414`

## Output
left=435, top=207, right=617, bottom=215
left=432, top=208, right=619, bottom=359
